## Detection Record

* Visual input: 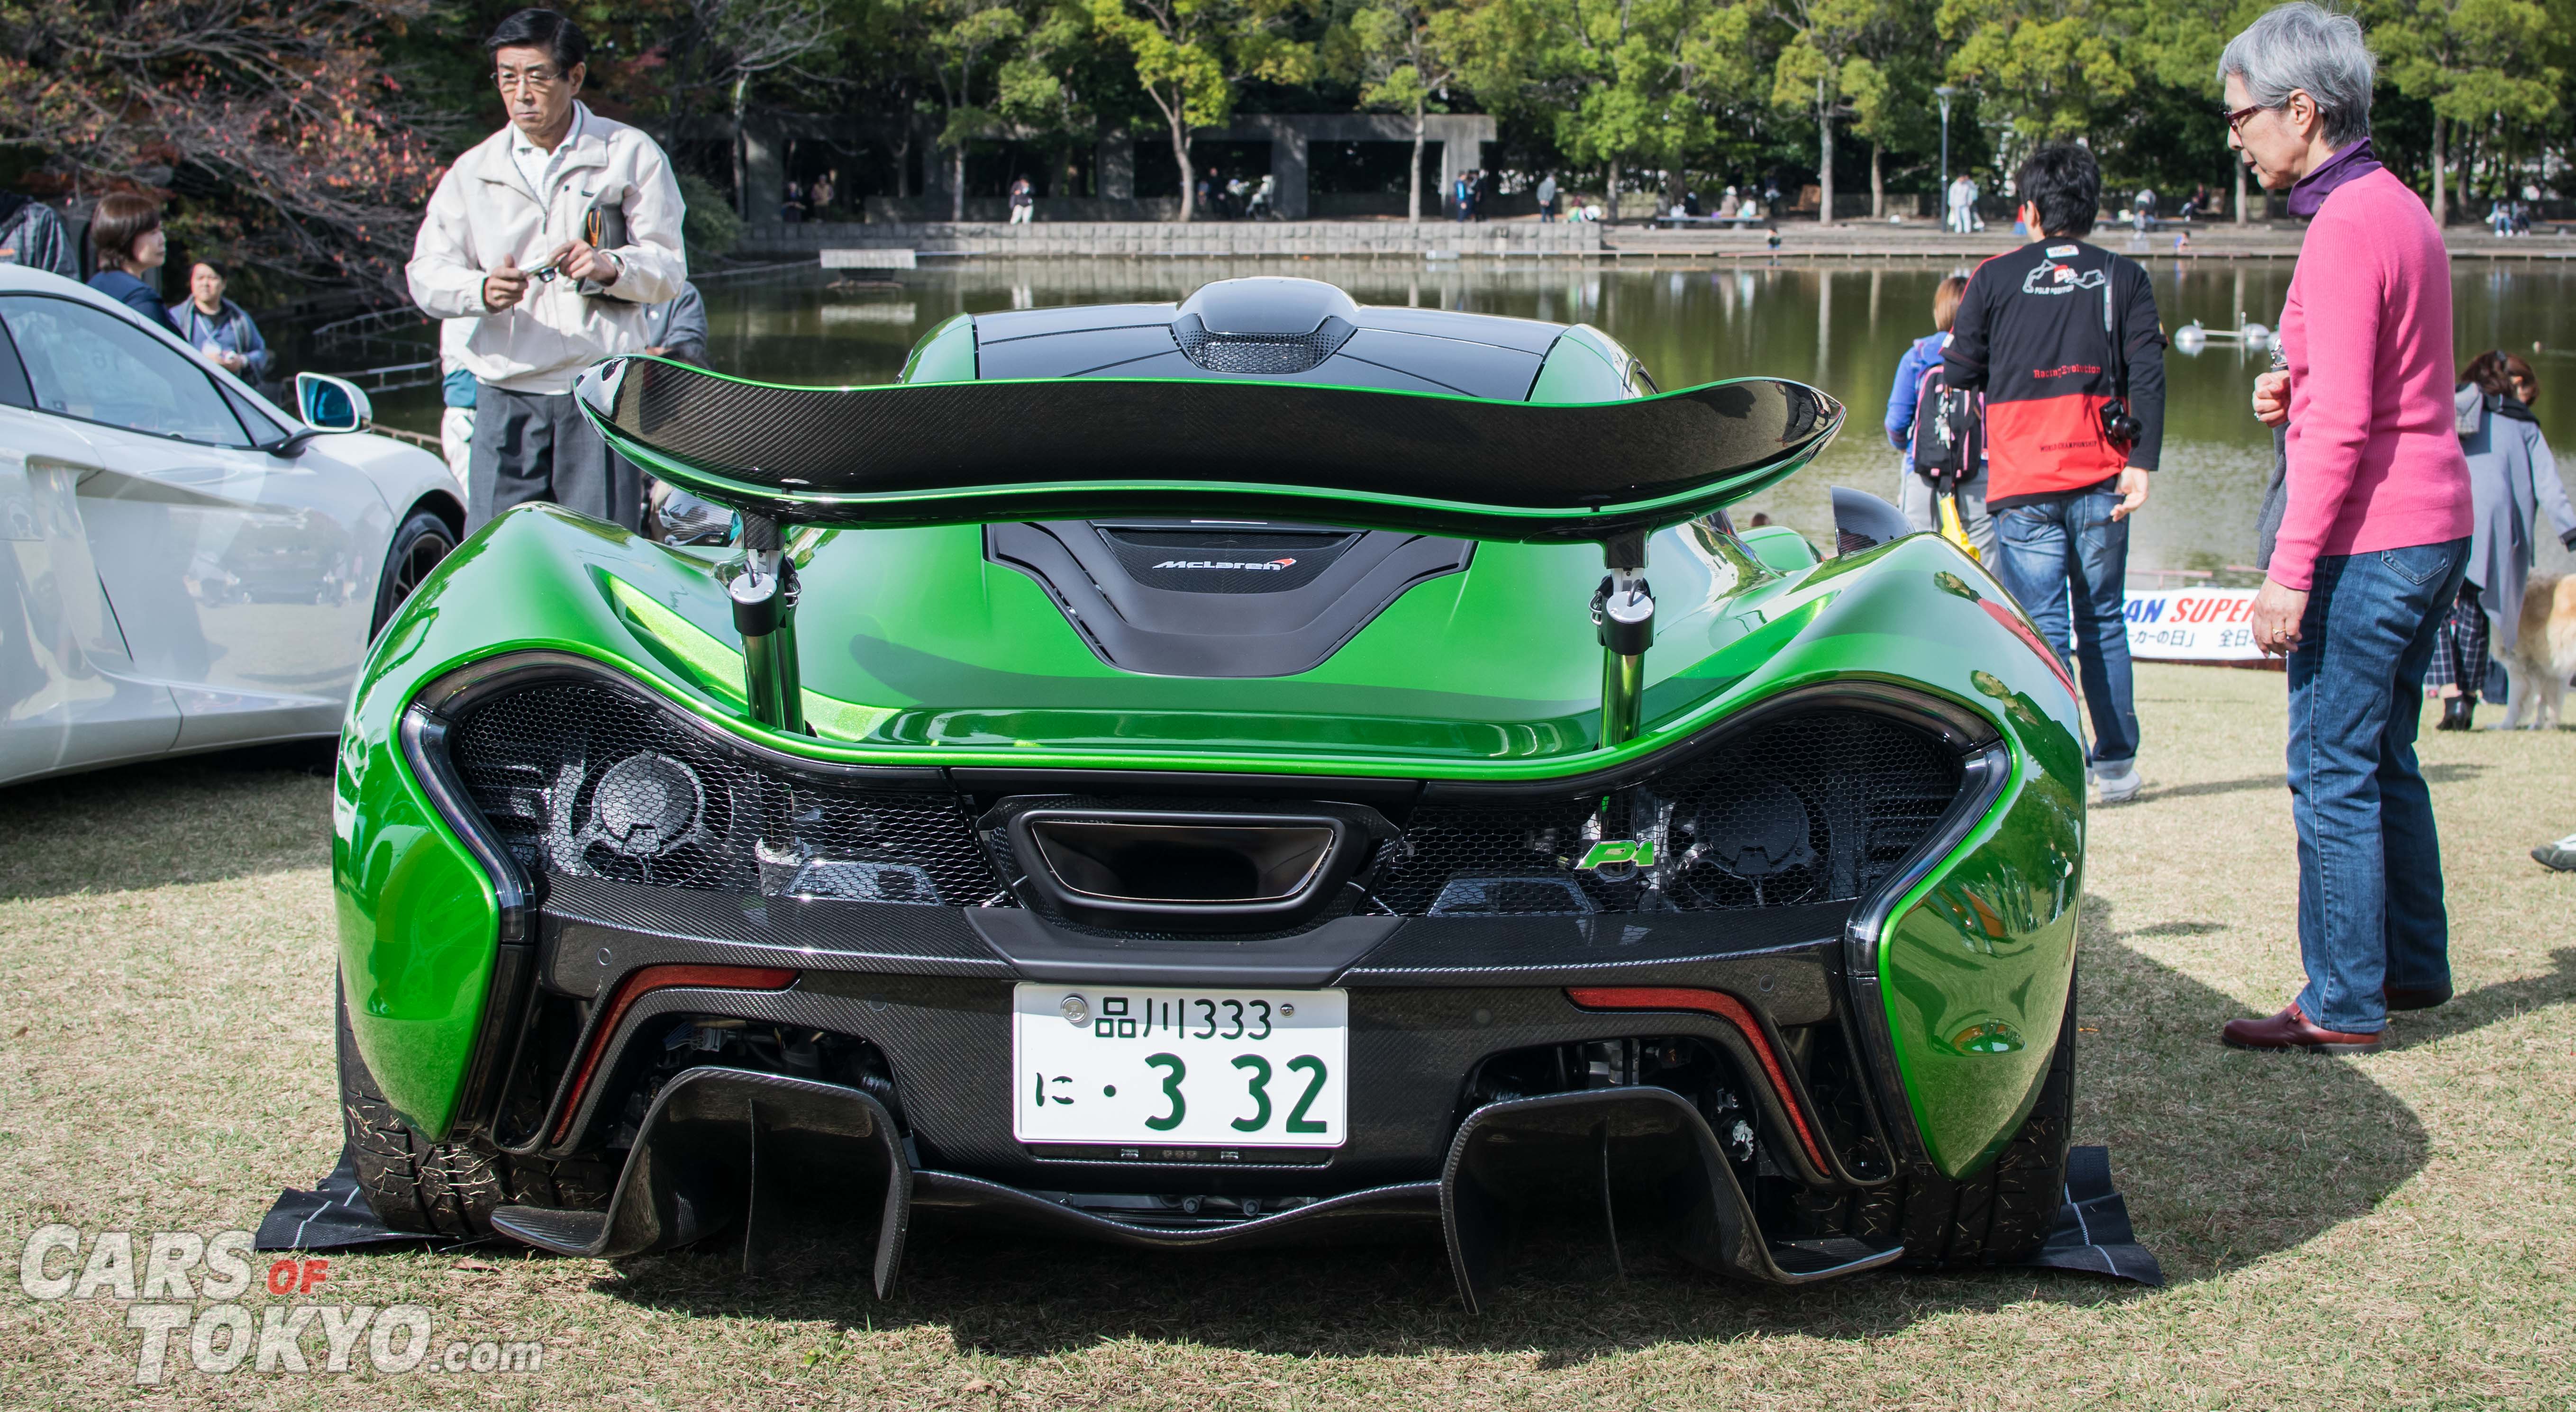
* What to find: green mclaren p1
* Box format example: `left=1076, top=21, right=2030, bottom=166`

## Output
left=330, top=276, right=2085, bottom=1307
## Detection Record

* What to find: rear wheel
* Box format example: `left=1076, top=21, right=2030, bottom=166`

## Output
left=369, top=508, right=455, bottom=639
left=336, top=986, right=607, bottom=1237
left=1840, top=984, right=2076, bottom=1266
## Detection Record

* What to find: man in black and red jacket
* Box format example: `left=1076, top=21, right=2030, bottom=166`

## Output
left=1945, top=143, right=2166, bottom=805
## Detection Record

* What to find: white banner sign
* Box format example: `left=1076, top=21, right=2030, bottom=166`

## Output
left=2124, top=587, right=2265, bottom=662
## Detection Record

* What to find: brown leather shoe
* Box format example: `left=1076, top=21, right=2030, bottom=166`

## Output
left=2383, top=985, right=2451, bottom=1012
left=2221, top=1003, right=2385, bottom=1054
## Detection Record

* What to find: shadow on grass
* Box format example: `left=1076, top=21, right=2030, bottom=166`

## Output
left=582, top=901, right=2512, bottom=1358
left=2133, top=760, right=2487, bottom=806
left=0, top=742, right=334, bottom=900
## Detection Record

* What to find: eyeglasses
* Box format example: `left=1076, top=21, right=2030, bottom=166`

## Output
left=494, top=66, right=564, bottom=92
left=2223, top=103, right=2269, bottom=133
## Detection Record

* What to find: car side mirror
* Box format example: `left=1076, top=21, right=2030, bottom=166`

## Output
left=296, top=372, right=373, bottom=434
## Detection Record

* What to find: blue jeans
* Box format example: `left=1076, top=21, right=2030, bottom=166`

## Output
left=1993, top=489, right=2139, bottom=767
left=2287, top=539, right=2468, bottom=1033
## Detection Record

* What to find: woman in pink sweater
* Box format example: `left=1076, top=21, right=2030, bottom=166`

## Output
left=2223, top=2, right=2472, bottom=1055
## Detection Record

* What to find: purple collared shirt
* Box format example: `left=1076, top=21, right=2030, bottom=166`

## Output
left=2286, top=138, right=2383, bottom=218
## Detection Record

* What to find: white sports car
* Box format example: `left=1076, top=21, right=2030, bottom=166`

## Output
left=0, top=264, right=463, bottom=785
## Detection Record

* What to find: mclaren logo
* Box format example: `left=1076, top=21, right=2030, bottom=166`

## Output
left=1154, top=557, right=1298, bottom=570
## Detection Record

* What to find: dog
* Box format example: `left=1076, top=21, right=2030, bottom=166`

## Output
left=2497, top=571, right=2576, bottom=729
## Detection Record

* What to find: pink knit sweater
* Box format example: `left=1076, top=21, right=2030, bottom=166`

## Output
left=2274, top=166, right=2471, bottom=591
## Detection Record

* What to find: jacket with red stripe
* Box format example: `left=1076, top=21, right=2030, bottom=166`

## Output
left=1942, top=237, right=2165, bottom=508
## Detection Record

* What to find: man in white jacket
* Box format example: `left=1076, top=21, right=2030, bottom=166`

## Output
left=407, top=8, right=685, bottom=533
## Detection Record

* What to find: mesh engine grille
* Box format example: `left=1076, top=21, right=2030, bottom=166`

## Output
left=1170, top=314, right=1354, bottom=374
left=445, top=682, right=1004, bottom=906
left=1369, top=711, right=1964, bottom=916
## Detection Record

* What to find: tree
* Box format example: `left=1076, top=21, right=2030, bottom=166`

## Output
left=1768, top=0, right=1912, bottom=225
left=2374, top=0, right=2562, bottom=225
left=996, top=0, right=1126, bottom=200
left=1086, top=0, right=1312, bottom=221
left=1460, top=0, right=1750, bottom=222
left=925, top=0, right=1028, bottom=219
left=661, top=0, right=843, bottom=221
left=0, top=0, right=445, bottom=298
left=1938, top=0, right=2133, bottom=179
left=1343, top=0, right=1472, bottom=223
left=2126, top=0, right=2273, bottom=223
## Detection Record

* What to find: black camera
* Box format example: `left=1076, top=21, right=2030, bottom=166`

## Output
left=2100, top=398, right=2144, bottom=445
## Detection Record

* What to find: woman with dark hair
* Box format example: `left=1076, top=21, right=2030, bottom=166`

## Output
left=85, top=192, right=181, bottom=335
left=167, top=260, right=272, bottom=380
left=2431, top=351, right=2572, bottom=728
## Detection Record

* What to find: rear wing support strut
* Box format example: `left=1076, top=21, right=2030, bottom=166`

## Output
left=721, top=512, right=805, bottom=735
left=1593, top=531, right=1656, bottom=748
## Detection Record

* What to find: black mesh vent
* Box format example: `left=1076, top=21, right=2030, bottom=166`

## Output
left=1097, top=527, right=1353, bottom=594
left=1170, top=314, right=1355, bottom=374
left=1369, top=711, right=1965, bottom=916
left=444, top=682, right=1006, bottom=906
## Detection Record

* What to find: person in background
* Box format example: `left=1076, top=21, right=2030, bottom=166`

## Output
left=2430, top=351, right=2571, bottom=730
left=167, top=261, right=270, bottom=381
left=1944, top=142, right=2165, bottom=806
left=2225, top=2, right=2471, bottom=1055
left=1537, top=173, right=1558, bottom=223
left=406, top=8, right=687, bottom=534
left=1452, top=170, right=1472, bottom=224
left=0, top=188, right=74, bottom=278
left=642, top=280, right=708, bottom=367
left=437, top=319, right=475, bottom=487
left=781, top=179, right=805, bottom=224
left=1718, top=186, right=1740, bottom=219
left=1008, top=175, right=1035, bottom=225
left=810, top=171, right=835, bottom=219
left=86, top=193, right=181, bottom=335
left=1884, top=274, right=1994, bottom=555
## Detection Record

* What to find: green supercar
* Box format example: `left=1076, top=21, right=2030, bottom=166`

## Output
left=330, top=277, right=2085, bottom=1307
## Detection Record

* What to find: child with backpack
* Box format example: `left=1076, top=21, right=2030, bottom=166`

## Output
left=1883, top=275, right=1996, bottom=556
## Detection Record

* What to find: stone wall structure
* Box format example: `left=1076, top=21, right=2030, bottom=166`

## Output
left=740, top=218, right=1604, bottom=259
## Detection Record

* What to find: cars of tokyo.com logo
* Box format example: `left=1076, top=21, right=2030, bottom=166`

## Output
left=18, top=1225, right=543, bottom=1385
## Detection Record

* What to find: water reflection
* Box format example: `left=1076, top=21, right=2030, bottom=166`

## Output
left=379, top=254, right=2576, bottom=575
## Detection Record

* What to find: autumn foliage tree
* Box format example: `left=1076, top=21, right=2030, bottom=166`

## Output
left=0, top=0, right=446, bottom=298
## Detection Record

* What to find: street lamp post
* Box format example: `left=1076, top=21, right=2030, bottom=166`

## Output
left=1935, top=85, right=1957, bottom=230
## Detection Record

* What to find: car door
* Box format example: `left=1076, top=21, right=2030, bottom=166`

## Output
left=0, top=324, right=182, bottom=784
left=0, top=292, right=390, bottom=749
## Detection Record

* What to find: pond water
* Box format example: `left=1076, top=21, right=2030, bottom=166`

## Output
left=370, top=255, right=2576, bottom=578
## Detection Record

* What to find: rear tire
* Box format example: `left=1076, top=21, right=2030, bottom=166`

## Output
left=1845, top=982, right=2076, bottom=1266
left=369, top=508, right=455, bottom=639
left=336, top=985, right=607, bottom=1237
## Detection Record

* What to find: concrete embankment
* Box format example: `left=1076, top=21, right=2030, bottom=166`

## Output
left=736, top=215, right=2574, bottom=263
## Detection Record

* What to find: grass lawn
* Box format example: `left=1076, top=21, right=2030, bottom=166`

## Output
left=1, top=664, right=2570, bottom=1410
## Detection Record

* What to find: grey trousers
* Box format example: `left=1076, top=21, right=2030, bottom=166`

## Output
left=468, top=384, right=642, bottom=534
left=1894, top=457, right=1996, bottom=557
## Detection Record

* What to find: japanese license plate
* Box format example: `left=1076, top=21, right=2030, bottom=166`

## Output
left=1010, top=984, right=1348, bottom=1149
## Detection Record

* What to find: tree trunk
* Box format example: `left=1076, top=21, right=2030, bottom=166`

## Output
left=951, top=143, right=966, bottom=222
left=1815, top=79, right=1835, bottom=226
left=1408, top=97, right=1426, bottom=224
left=1607, top=157, right=1621, bottom=223
left=893, top=126, right=912, bottom=199
left=1869, top=142, right=1883, bottom=219
left=2431, top=113, right=2448, bottom=226
left=1170, top=110, right=1194, bottom=222
left=732, top=74, right=750, bottom=221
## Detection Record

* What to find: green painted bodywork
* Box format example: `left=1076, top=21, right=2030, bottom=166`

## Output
left=333, top=311, right=2086, bottom=1180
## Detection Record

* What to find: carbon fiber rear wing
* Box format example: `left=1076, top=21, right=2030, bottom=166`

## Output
left=571, top=356, right=1843, bottom=542
left=568, top=356, right=1844, bottom=747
